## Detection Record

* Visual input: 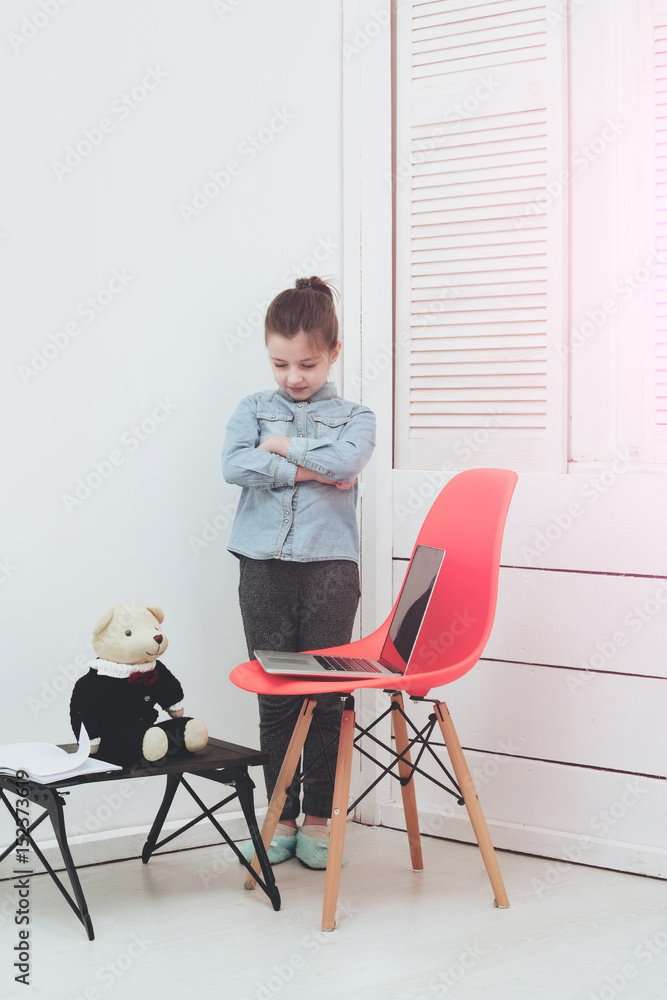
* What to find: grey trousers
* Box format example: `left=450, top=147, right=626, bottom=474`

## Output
left=237, top=556, right=360, bottom=820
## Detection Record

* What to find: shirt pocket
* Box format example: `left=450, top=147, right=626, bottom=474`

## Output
left=311, top=413, right=351, bottom=440
left=256, top=411, right=294, bottom=443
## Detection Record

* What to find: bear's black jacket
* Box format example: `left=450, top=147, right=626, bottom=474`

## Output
left=70, top=659, right=188, bottom=769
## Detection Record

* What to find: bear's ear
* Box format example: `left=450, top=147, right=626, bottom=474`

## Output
left=92, top=606, right=115, bottom=636
left=146, top=605, right=164, bottom=625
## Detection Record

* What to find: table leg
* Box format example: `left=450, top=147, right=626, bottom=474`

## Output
left=42, top=789, right=95, bottom=940
left=235, top=770, right=281, bottom=911
left=142, top=773, right=181, bottom=864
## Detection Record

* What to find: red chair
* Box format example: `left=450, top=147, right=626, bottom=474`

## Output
left=230, top=467, right=518, bottom=930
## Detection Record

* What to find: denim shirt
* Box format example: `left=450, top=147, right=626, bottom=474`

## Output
left=221, top=383, right=376, bottom=562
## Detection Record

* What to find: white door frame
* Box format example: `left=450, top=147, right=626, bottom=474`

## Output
left=341, top=0, right=394, bottom=824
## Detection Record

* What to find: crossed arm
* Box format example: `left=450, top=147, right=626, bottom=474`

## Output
left=257, top=436, right=356, bottom=490
left=222, top=397, right=376, bottom=489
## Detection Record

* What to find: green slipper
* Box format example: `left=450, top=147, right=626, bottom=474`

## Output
left=295, top=827, right=345, bottom=870
left=239, top=832, right=297, bottom=866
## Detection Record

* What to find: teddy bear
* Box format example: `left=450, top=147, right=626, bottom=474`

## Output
left=69, top=603, right=208, bottom=769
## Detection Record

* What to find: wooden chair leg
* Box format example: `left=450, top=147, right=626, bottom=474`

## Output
left=244, top=697, right=316, bottom=889
left=434, top=700, right=509, bottom=908
left=391, top=693, right=424, bottom=872
left=322, top=699, right=355, bottom=931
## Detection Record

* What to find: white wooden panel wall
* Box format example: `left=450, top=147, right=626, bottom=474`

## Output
left=382, top=471, right=667, bottom=878
left=393, top=468, right=667, bottom=575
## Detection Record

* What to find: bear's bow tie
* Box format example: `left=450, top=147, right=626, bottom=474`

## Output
left=128, top=668, right=158, bottom=686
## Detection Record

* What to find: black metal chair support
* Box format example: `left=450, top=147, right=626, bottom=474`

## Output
left=289, top=693, right=465, bottom=820
left=345, top=696, right=464, bottom=815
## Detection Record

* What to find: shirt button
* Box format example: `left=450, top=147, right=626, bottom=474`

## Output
left=144, top=696, right=151, bottom=702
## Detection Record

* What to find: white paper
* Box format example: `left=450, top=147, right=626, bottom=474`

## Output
left=0, top=725, right=122, bottom=782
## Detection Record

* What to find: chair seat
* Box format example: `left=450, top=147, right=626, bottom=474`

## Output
left=231, top=658, right=404, bottom=697
left=230, top=642, right=489, bottom=699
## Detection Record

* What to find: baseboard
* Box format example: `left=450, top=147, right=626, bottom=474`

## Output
left=8, top=799, right=663, bottom=883
left=379, top=801, right=667, bottom=880
left=0, top=806, right=266, bottom=880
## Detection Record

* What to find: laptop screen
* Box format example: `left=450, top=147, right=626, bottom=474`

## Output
left=378, top=544, right=445, bottom=673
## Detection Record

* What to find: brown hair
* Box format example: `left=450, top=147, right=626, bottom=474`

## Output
left=264, top=276, right=339, bottom=353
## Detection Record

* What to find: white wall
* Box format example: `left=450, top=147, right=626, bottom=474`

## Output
left=0, top=0, right=343, bottom=851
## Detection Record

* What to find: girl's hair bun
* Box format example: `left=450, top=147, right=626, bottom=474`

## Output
left=294, top=275, right=337, bottom=302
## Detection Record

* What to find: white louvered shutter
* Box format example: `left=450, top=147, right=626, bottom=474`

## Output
left=655, top=6, right=667, bottom=462
left=395, top=0, right=566, bottom=472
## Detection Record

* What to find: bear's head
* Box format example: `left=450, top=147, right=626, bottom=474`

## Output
left=92, top=603, right=169, bottom=665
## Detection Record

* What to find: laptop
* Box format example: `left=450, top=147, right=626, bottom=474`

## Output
left=254, top=544, right=445, bottom=679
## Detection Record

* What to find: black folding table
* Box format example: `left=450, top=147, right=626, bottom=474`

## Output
left=0, top=737, right=280, bottom=940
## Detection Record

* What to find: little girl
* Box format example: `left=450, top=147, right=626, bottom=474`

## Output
left=221, top=275, right=376, bottom=868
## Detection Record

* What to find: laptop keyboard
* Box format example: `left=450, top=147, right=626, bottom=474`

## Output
left=313, top=656, right=401, bottom=674
left=314, top=655, right=377, bottom=673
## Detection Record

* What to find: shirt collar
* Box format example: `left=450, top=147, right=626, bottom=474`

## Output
left=90, top=657, right=158, bottom=679
left=276, top=382, right=338, bottom=404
